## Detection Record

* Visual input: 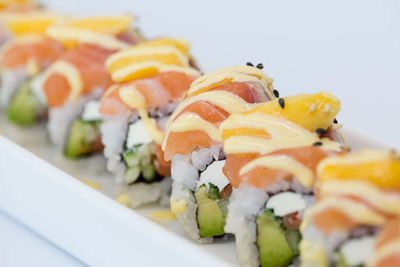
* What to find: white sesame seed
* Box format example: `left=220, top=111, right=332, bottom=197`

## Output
left=325, top=103, right=331, bottom=114
left=309, top=102, right=316, bottom=113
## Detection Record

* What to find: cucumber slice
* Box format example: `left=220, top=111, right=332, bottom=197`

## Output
left=122, top=149, right=141, bottom=167
left=125, top=166, right=141, bottom=184
left=142, top=163, right=156, bottom=182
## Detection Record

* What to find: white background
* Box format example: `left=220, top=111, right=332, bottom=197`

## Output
left=46, top=0, right=400, bottom=147
left=2, top=0, right=400, bottom=266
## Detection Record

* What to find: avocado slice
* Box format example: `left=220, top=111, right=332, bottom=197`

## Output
left=194, top=185, right=226, bottom=237
left=64, top=119, right=102, bottom=158
left=257, top=209, right=299, bottom=267
left=7, top=82, right=44, bottom=125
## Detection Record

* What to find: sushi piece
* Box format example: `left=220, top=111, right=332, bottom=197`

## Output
left=99, top=37, right=200, bottom=207
left=0, top=12, right=64, bottom=109
left=162, top=65, right=275, bottom=242
left=52, top=15, right=142, bottom=157
left=0, top=0, right=41, bottom=45
left=219, top=92, right=344, bottom=267
left=300, top=149, right=400, bottom=267
left=11, top=15, right=138, bottom=154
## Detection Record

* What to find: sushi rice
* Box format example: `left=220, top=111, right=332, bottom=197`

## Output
left=0, top=67, right=28, bottom=107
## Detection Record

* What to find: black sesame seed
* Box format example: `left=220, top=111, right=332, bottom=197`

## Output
left=313, top=141, right=323, bottom=146
left=333, top=118, right=338, bottom=124
left=246, top=62, right=254, bottom=67
left=256, top=63, right=264, bottom=69
left=316, top=128, right=327, bottom=135
left=278, top=98, right=285, bottom=108
left=273, top=89, right=280, bottom=97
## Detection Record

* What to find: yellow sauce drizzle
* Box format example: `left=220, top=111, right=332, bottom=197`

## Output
left=170, top=197, right=187, bottom=214
left=311, top=197, right=386, bottom=226
left=41, top=60, right=83, bottom=102
left=110, top=61, right=199, bottom=83
left=162, top=112, right=221, bottom=151
left=115, top=193, right=130, bottom=207
left=316, top=149, right=397, bottom=176
left=78, top=178, right=102, bottom=190
left=46, top=25, right=129, bottom=50
left=149, top=210, right=177, bottom=221
left=240, top=155, right=314, bottom=187
left=188, top=65, right=274, bottom=98
left=320, top=180, right=400, bottom=215
left=221, top=113, right=341, bottom=155
left=165, top=90, right=250, bottom=129
left=118, top=84, right=165, bottom=145
left=106, top=46, right=189, bottom=70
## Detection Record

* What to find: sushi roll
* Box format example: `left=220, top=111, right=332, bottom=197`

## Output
left=0, top=12, right=64, bottom=110
left=219, top=92, right=344, bottom=266
left=0, top=0, right=42, bottom=45
left=14, top=15, right=138, bottom=155
left=99, top=37, right=200, bottom=207
left=162, top=65, right=275, bottom=242
left=300, top=149, right=400, bottom=267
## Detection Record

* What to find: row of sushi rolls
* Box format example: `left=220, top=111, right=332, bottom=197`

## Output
left=1, top=1, right=400, bottom=267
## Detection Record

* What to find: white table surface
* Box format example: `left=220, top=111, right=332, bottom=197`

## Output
left=0, top=211, right=84, bottom=267
left=2, top=0, right=399, bottom=266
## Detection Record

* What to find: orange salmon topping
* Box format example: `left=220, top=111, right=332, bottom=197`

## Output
left=44, top=44, right=114, bottom=108
left=224, top=146, right=336, bottom=188
left=1, top=38, right=63, bottom=69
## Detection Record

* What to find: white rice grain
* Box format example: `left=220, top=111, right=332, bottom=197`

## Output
left=47, top=88, right=102, bottom=149
left=101, top=112, right=136, bottom=182
left=225, top=184, right=269, bottom=267
left=169, top=145, right=224, bottom=243
left=0, top=68, right=28, bottom=107
left=171, top=179, right=213, bottom=243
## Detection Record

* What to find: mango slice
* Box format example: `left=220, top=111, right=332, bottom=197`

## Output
left=134, top=37, right=190, bottom=56
left=318, top=149, right=400, bottom=189
left=247, top=91, right=341, bottom=132
left=105, top=38, right=196, bottom=82
left=68, top=14, right=133, bottom=35
left=6, top=13, right=61, bottom=36
left=106, top=45, right=188, bottom=74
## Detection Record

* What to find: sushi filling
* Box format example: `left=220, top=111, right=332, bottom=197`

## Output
left=6, top=75, right=47, bottom=125
left=64, top=100, right=103, bottom=158
left=121, top=119, right=160, bottom=184
left=336, top=236, right=375, bottom=267
left=0, top=68, right=28, bottom=108
left=256, top=192, right=312, bottom=267
left=194, top=160, right=232, bottom=237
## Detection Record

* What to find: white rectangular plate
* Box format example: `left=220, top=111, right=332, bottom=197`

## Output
left=0, top=115, right=393, bottom=267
